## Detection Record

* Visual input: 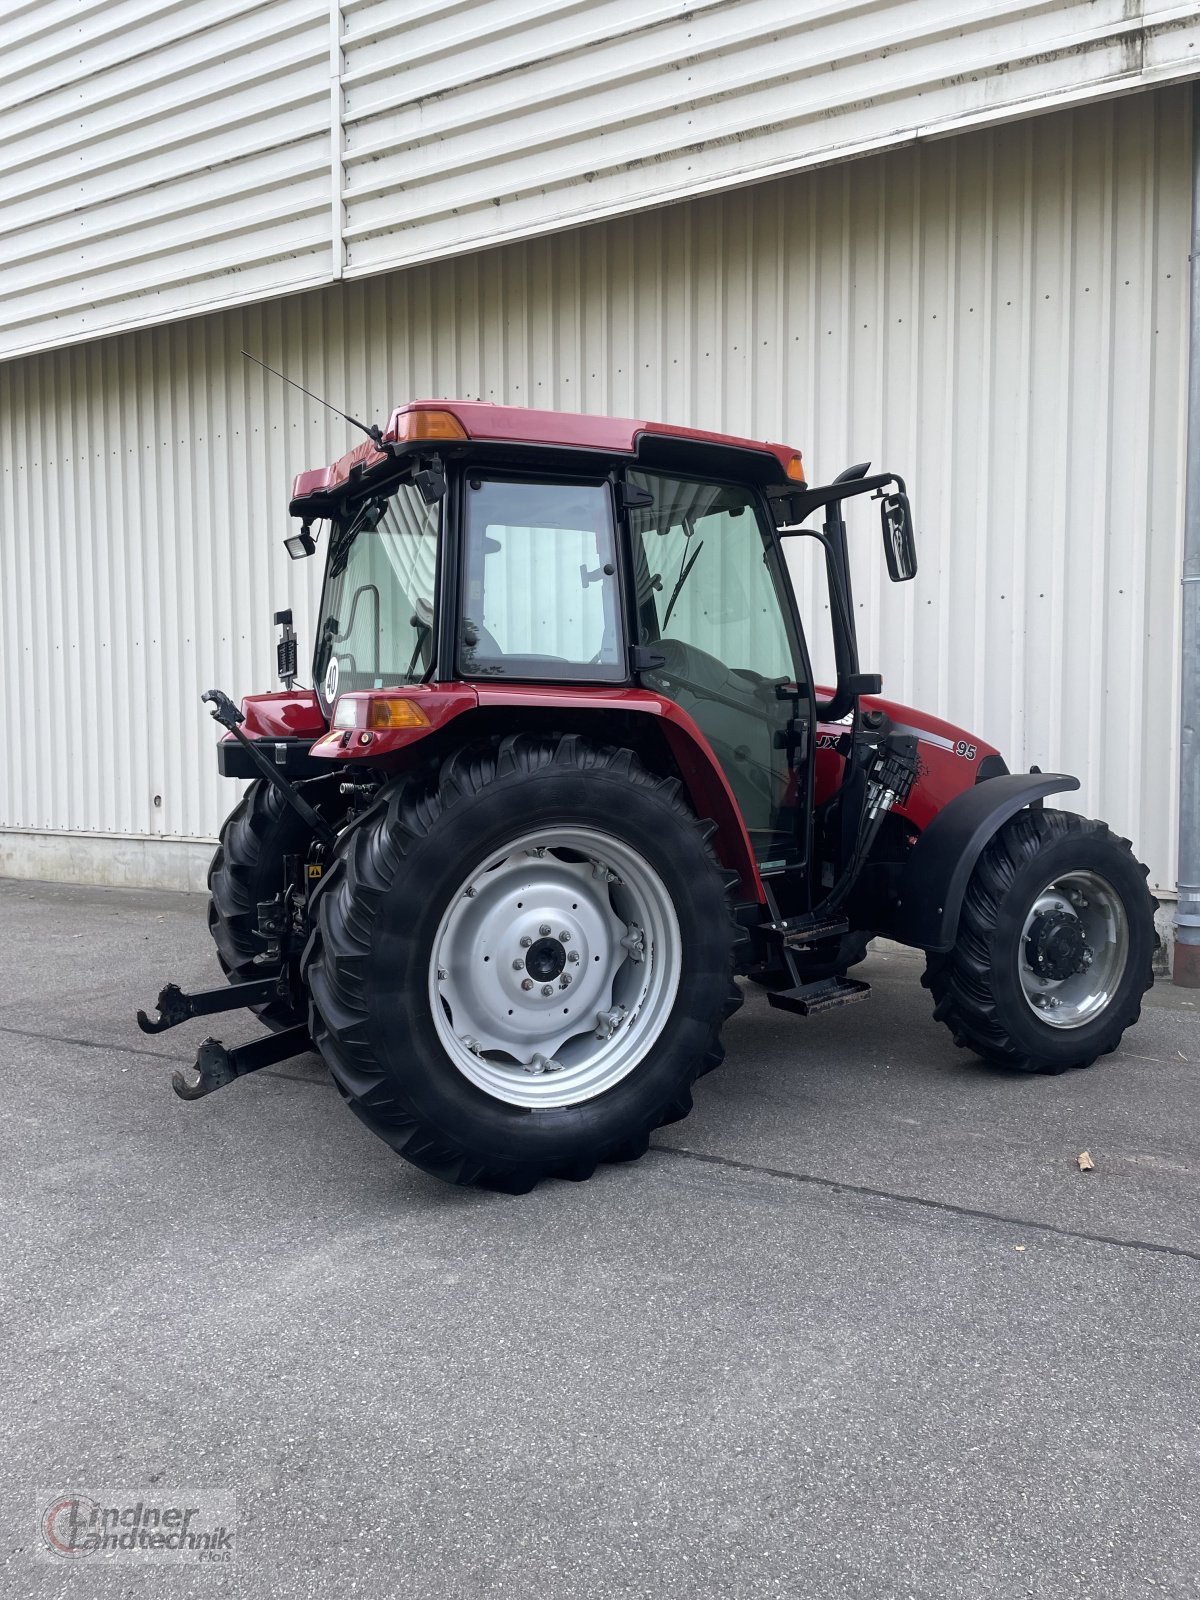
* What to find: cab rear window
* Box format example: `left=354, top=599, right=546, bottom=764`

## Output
left=459, top=479, right=624, bottom=682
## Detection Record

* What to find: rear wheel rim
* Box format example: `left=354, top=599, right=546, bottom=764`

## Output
left=428, top=825, right=682, bottom=1108
left=1017, top=868, right=1130, bottom=1029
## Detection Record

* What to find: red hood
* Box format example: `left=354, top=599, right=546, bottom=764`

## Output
left=816, top=690, right=1002, bottom=831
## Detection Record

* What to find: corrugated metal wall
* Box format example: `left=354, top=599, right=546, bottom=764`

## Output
left=339, top=0, right=1200, bottom=277
left=3, top=0, right=1199, bottom=361
left=0, top=0, right=335, bottom=359
left=0, top=87, right=1188, bottom=893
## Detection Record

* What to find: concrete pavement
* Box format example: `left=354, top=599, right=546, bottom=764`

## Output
left=1, top=877, right=1197, bottom=1599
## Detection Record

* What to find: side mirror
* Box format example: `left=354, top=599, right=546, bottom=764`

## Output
left=880, top=491, right=917, bottom=582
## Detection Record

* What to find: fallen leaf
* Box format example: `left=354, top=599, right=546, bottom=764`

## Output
left=1077, top=1151, right=1095, bottom=1172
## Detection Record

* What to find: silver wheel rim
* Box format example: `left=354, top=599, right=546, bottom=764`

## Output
left=428, top=826, right=682, bottom=1109
left=1017, top=869, right=1130, bottom=1029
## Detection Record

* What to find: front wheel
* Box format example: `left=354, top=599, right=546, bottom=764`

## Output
left=923, top=808, right=1156, bottom=1073
left=303, top=735, right=744, bottom=1191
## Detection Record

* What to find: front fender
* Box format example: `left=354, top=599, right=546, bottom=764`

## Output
left=894, top=773, right=1080, bottom=952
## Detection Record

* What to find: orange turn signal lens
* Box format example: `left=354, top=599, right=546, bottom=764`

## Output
left=785, top=453, right=806, bottom=483
left=391, top=408, right=469, bottom=444
left=366, top=697, right=431, bottom=731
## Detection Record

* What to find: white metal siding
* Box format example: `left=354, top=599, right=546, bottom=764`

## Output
left=2, top=0, right=1198, bottom=361
left=0, top=88, right=1188, bottom=892
left=339, top=0, right=1200, bottom=277
left=0, top=0, right=334, bottom=359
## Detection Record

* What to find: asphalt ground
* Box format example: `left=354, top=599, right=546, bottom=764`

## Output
left=1, top=875, right=1198, bottom=1599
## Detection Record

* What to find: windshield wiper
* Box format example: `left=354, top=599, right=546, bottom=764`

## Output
left=329, top=496, right=386, bottom=578
left=661, top=540, right=704, bottom=631
left=328, top=523, right=358, bottom=579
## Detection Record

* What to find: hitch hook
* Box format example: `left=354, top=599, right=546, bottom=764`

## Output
left=136, top=982, right=190, bottom=1034
left=171, top=1024, right=312, bottom=1101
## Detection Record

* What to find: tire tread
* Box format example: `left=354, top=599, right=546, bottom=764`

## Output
left=924, top=808, right=1155, bottom=1074
left=304, top=734, right=744, bottom=1189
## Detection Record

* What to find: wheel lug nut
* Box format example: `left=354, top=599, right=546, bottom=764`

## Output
left=541, top=985, right=554, bottom=997
left=520, top=936, right=532, bottom=948
left=437, top=968, right=448, bottom=981
left=559, top=974, right=570, bottom=988
left=521, top=979, right=534, bottom=991
left=567, top=950, right=579, bottom=964
left=559, top=930, right=571, bottom=942
left=539, top=924, right=551, bottom=937
left=512, top=959, right=524, bottom=970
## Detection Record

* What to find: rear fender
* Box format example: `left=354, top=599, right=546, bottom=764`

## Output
left=310, top=683, right=764, bottom=902
left=240, top=690, right=326, bottom=739
left=215, top=690, right=330, bottom=780
left=894, top=773, right=1080, bottom=952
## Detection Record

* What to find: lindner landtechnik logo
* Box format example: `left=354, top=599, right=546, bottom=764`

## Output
left=39, top=1492, right=236, bottom=1563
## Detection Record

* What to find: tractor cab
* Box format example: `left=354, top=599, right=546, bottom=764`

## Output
left=288, top=401, right=917, bottom=902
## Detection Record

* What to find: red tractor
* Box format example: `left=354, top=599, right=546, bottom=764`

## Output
left=138, top=402, right=1157, bottom=1192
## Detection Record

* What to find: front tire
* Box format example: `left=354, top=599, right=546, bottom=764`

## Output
left=923, top=808, right=1156, bottom=1073
left=303, top=734, right=743, bottom=1191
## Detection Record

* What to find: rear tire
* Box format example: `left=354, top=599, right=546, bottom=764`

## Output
left=303, top=734, right=744, bottom=1191
left=207, top=777, right=339, bottom=1031
left=923, top=808, right=1156, bottom=1074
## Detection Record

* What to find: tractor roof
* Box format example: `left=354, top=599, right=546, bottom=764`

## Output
left=290, top=400, right=805, bottom=516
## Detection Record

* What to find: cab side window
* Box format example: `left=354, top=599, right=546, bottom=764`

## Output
left=629, top=474, right=792, bottom=681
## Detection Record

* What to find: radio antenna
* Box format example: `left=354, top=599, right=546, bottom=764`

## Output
left=241, top=350, right=384, bottom=446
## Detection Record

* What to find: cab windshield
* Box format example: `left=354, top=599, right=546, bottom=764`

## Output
left=314, top=481, right=440, bottom=712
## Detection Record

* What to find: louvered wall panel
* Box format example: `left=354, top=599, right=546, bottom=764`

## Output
left=339, top=0, right=1200, bottom=277
left=0, top=0, right=333, bottom=360
left=0, top=89, right=1188, bottom=893
left=1, top=1, right=1198, bottom=362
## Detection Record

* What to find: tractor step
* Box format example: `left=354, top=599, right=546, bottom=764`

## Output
left=766, top=912, right=850, bottom=948
left=767, top=974, right=871, bottom=1017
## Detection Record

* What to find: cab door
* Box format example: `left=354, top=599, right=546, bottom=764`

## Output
left=624, top=470, right=813, bottom=872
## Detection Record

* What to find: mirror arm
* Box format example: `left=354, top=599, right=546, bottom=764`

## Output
left=777, top=473, right=896, bottom=528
